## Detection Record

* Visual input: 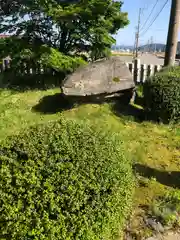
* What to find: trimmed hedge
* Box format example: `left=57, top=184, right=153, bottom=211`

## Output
left=143, top=66, right=180, bottom=123
left=0, top=119, right=133, bottom=239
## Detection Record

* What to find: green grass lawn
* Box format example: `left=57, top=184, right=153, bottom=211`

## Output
left=0, top=87, right=180, bottom=239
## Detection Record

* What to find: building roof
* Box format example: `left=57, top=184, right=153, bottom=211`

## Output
left=0, top=35, right=9, bottom=38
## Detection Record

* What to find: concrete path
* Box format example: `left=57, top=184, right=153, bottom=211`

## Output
left=118, top=53, right=179, bottom=66
left=147, top=232, right=180, bottom=240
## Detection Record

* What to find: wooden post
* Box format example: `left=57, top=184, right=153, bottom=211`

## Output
left=164, top=0, right=180, bottom=66
left=135, top=8, right=142, bottom=58
left=4, top=59, right=10, bottom=70
left=129, top=62, right=134, bottom=75
left=134, top=58, right=141, bottom=83
left=1, top=59, right=5, bottom=72
left=141, top=64, right=147, bottom=83
left=150, top=64, right=154, bottom=76
left=154, top=65, right=161, bottom=74
left=147, top=65, right=151, bottom=78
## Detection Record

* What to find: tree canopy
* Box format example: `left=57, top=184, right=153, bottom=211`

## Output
left=0, top=0, right=129, bottom=71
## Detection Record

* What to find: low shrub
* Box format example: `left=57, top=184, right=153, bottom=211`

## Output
left=0, top=119, right=133, bottom=239
left=40, top=46, right=86, bottom=73
left=143, top=66, right=180, bottom=123
left=151, top=190, right=180, bottom=226
left=0, top=38, right=86, bottom=88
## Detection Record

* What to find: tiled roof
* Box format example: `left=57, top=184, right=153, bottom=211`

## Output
left=0, top=35, right=9, bottom=38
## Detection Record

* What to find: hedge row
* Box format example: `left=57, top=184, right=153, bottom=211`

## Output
left=0, top=119, right=133, bottom=239
left=143, top=66, right=180, bottom=123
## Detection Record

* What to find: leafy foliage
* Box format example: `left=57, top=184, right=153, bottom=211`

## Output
left=152, top=190, right=180, bottom=226
left=0, top=0, right=129, bottom=87
left=0, top=38, right=86, bottom=88
left=0, top=38, right=86, bottom=73
left=143, top=67, right=180, bottom=123
left=0, top=119, right=133, bottom=239
left=40, top=46, right=86, bottom=72
left=0, top=0, right=129, bottom=62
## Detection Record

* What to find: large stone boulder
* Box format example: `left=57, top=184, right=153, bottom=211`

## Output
left=61, top=56, right=135, bottom=102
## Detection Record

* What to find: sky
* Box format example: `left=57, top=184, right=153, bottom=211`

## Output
left=114, top=0, right=177, bottom=46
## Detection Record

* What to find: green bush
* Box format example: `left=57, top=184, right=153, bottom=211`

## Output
left=0, top=119, right=133, bottom=239
left=0, top=38, right=86, bottom=88
left=152, top=190, right=180, bottom=226
left=143, top=66, right=180, bottom=123
left=40, top=46, right=86, bottom=73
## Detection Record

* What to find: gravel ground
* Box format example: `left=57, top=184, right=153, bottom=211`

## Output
left=146, top=232, right=180, bottom=240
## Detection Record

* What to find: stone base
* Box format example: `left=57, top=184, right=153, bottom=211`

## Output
left=61, top=88, right=135, bottom=105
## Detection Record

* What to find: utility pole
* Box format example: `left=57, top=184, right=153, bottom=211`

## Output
left=148, top=39, right=151, bottom=52
left=164, top=0, right=180, bottom=66
left=151, top=36, right=153, bottom=53
left=147, top=39, right=150, bottom=52
left=135, top=8, right=142, bottom=58
left=133, top=30, right=137, bottom=58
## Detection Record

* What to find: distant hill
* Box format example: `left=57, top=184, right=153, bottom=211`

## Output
left=111, top=45, right=134, bottom=51
left=138, top=43, right=166, bottom=52
left=112, top=42, right=180, bottom=54
left=111, top=44, right=166, bottom=52
left=139, top=42, right=180, bottom=53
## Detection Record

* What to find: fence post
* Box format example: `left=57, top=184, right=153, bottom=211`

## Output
left=140, top=64, right=147, bottom=83
left=154, top=65, right=158, bottom=74
left=4, top=59, right=10, bottom=70
left=129, top=62, right=134, bottom=75
left=134, top=58, right=141, bottom=83
left=147, top=65, right=151, bottom=78
left=126, top=61, right=163, bottom=83
left=0, top=59, right=5, bottom=72
left=154, top=65, right=161, bottom=74
left=150, top=64, right=154, bottom=76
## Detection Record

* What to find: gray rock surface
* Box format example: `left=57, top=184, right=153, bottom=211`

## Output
left=145, top=218, right=164, bottom=233
left=61, top=56, right=135, bottom=97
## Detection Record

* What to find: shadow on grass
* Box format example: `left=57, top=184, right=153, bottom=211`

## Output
left=32, top=91, right=116, bottom=114
left=32, top=92, right=159, bottom=124
left=133, top=163, right=180, bottom=189
left=32, top=93, right=75, bottom=114
left=111, top=102, right=145, bottom=123
left=111, top=95, right=159, bottom=123
left=32, top=89, right=134, bottom=115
